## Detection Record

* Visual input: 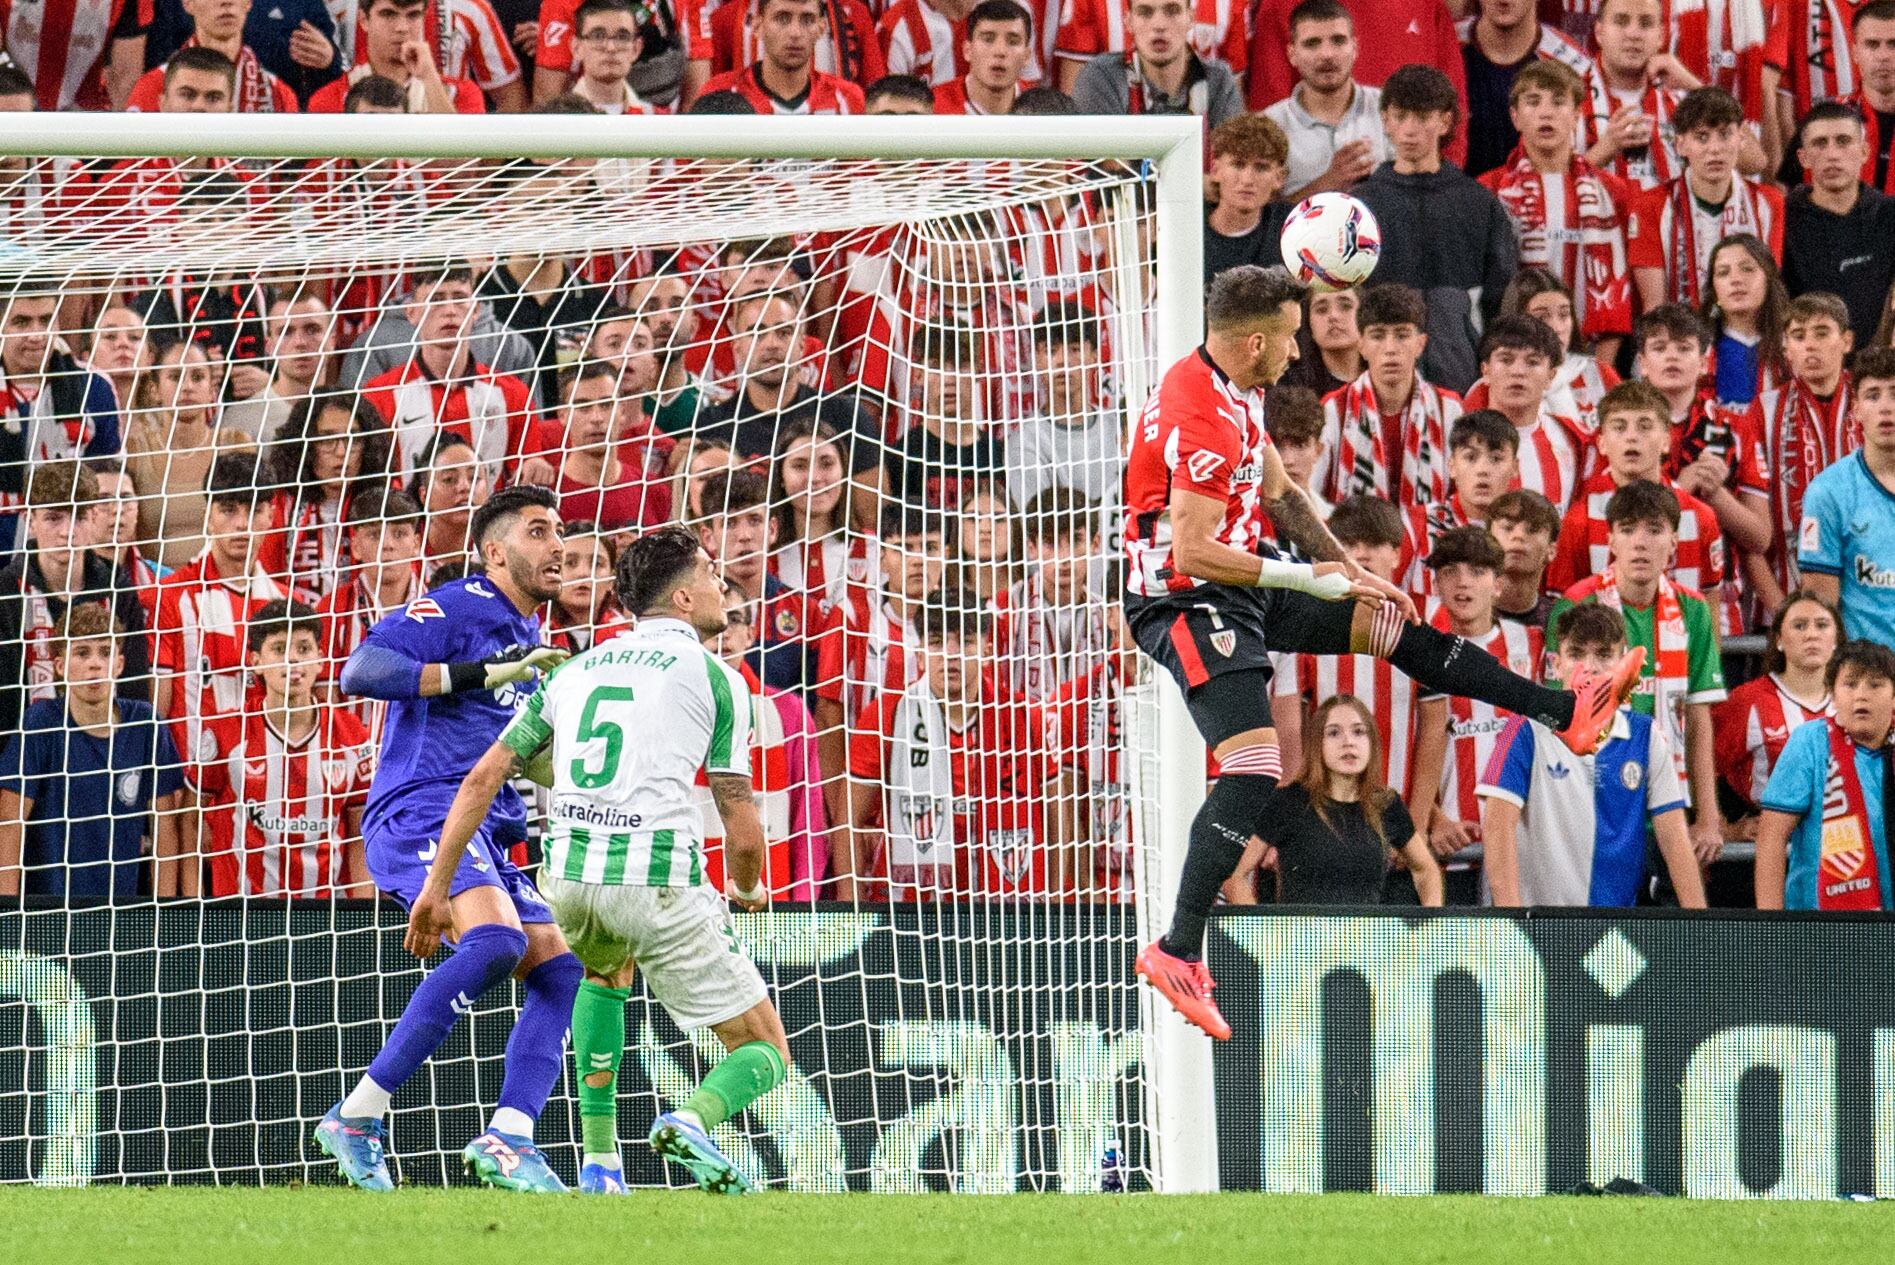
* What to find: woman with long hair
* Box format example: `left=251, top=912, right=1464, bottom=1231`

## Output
left=1713, top=589, right=1841, bottom=830
left=1283, top=287, right=1363, bottom=397
left=768, top=419, right=872, bottom=611
left=261, top=391, right=391, bottom=604
left=1501, top=268, right=1619, bottom=422
left=1256, top=695, right=1443, bottom=905
left=407, top=432, right=491, bottom=582
left=85, top=303, right=150, bottom=412
left=544, top=520, right=630, bottom=654
left=125, top=339, right=255, bottom=567
left=1701, top=234, right=1789, bottom=408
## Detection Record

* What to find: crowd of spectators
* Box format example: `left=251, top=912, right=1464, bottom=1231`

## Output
left=0, top=0, right=1888, bottom=913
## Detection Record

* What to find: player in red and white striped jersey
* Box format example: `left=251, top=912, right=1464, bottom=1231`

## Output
left=195, top=600, right=375, bottom=897
left=1548, top=380, right=1727, bottom=602
left=845, top=591, right=1057, bottom=900
left=1122, top=266, right=1642, bottom=1040
left=0, top=0, right=150, bottom=112
left=699, top=0, right=868, bottom=111
left=1464, top=313, right=1596, bottom=512
left=927, top=0, right=1038, bottom=111
left=152, top=453, right=289, bottom=768
left=1711, top=589, right=1838, bottom=815
left=1409, top=527, right=1543, bottom=861
left=315, top=489, right=425, bottom=736
left=350, top=0, right=525, bottom=107
left=1272, top=497, right=1424, bottom=797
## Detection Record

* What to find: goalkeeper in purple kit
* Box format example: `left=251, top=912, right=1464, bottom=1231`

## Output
left=314, top=486, right=583, bottom=1194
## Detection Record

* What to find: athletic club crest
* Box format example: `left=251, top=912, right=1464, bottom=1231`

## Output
left=1210, top=630, right=1236, bottom=658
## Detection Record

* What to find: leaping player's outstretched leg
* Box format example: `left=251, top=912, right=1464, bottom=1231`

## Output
left=1121, top=266, right=1644, bottom=1040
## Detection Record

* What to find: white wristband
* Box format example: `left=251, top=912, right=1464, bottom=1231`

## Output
left=730, top=879, right=767, bottom=904
left=1254, top=556, right=1353, bottom=600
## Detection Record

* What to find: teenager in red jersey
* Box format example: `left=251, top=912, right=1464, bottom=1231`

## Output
left=699, top=0, right=867, bottom=111
left=1122, top=265, right=1642, bottom=1040
left=195, top=600, right=375, bottom=897
left=928, top=0, right=1037, bottom=113
left=845, top=589, right=1057, bottom=900
left=1713, top=590, right=1839, bottom=826
left=316, top=487, right=425, bottom=725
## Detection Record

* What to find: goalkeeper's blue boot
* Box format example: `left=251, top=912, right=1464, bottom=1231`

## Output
left=649, top=1111, right=753, bottom=1195
left=463, top=1131, right=569, bottom=1193
left=315, top=1104, right=394, bottom=1192
left=578, top=1160, right=630, bottom=1195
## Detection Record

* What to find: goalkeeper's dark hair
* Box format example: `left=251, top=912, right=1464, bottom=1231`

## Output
left=916, top=588, right=991, bottom=644
left=247, top=599, right=322, bottom=653
left=617, top=523, right=705, bottom=617
left=1206, top=265, right=1307, bottom=332
left=469, top=484, right=559, bottom=555
left=344, top=74, right=407, bottom=112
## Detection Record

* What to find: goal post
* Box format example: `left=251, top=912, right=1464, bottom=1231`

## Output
left=0, top=113, right=1214, bottom=1193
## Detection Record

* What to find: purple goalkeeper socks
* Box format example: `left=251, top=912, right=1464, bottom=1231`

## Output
left=365, top=923, right=526, bottom=1095
left=495, top=951, right=583, bottom=1124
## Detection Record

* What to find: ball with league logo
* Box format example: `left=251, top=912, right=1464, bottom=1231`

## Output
left=1279, top=192, right=1382, bottom=291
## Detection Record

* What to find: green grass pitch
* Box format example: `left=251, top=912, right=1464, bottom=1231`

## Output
left=4, top=1187, right=1889, bottom=1265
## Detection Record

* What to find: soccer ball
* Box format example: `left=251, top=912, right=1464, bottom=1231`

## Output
left=1278, top=193, right=1382, bottom=291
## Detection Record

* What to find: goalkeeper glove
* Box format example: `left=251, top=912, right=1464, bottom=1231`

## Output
left=447, top=645, right=570, bottom=694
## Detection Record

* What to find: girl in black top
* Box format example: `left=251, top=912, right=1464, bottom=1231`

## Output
left=1261, top=695, right=1444, bottom=906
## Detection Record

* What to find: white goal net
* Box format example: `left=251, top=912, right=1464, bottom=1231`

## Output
left=0, top=116, right=1206, bottom=1192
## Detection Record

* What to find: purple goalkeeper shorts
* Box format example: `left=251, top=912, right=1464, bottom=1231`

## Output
left=365, top=803, right=553, bottom=924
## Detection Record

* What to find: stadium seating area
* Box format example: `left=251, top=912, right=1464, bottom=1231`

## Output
left=0, top=0, right=1887, bottom=913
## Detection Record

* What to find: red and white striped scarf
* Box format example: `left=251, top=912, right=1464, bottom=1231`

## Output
left=1486, top=147, right=1633, bottom=341
left=1667, top=0, right=1770, bottom=119
left=1766, top=372, right=1857, bottom=590
left=1583, top=81, right=1682, bottom=190
left=1855, top=95, right=1895, bottom=194
left=1659, top=175, right=1777, bottom=308
left=1320, top=371, right=1460, bottom=508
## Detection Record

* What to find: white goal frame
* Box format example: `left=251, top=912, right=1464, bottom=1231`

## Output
left=0, top=111, right=1217, bottom=1194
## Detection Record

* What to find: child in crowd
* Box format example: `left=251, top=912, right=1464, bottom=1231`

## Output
left=1713, top=590, right=1839, bottom=829
left=1756, top=640, right=1895, bottom=912
left=1479, top=603, right=1705, bottom=908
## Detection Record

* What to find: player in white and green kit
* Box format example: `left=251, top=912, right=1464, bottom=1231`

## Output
left=405, top=526, right=790, bottom=1196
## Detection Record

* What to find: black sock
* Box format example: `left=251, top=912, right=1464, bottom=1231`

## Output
left=1162, top=773, right=1279, bottom=958
left=1388, top=621, right=1573, bottom=729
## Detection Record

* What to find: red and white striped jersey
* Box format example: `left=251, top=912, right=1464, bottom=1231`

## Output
left=315, top=572, right=419, bottom=689
left=1511, top=411, right=1595, bottom=513
left=769, top=532, right=878, bottom=614
left=930, top=74, right=1039, bottom=112
left=1051, top=655, right=1131, bottom=900
left=989, top=573, right=1114, bottom=701
left=878, top=0, right=1048, bottom=85
left=1055, top=0, right=1247, bottom=70
left=698, top=64, right=867, bottom=113
left=1548, top=471, right=1726, bottom=595
left=60, top=156, right=261, bottom=243
left=852, top=261, right=1033, bottom=423
left=814, top=588, right=921, bottom=724
left=1712, top=672, right=1830, bottom=810
left=1421, top=610, right=1542, bottom=828
left=258, top=492, right=347, bottom=608
left=1124, top=348, right=1276, bottom=597
left=2, top=0, right=150, bottom=112
left=999, top=196, right=1108, bottom=307
left=1275, top=648, right=1425, bottom=798
left=350, top=0, right=522, bottom=91
left=195, top=706, right=374, bottom=897
left=152, top=557, right=288, bottom=762
left=708, top=0, right=885, bottom=83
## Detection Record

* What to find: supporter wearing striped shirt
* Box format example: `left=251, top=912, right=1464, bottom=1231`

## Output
left=1399, top=410, right=1517, bottom=596
left=1273, top=496, right=1424, bottom=798
left=928, top=0, right=1036, bottom=113
left=307, top=0, right=489, bottom=113
left=1549, top=380, right=1726, bottom=606
left=0, top=0, right=150, bottom=112
left=315, top=488, right=425, bottom=726
left=1474, top=315, right=1594, bottom=513
left=1713, top=590, right=1837, bottom=820
left=194, top=600, right=374, bottom=898
left=126, top=0, right=303, bottom=113
left=1479, top=601, right=1704, bottom=907
left=1548, top=479, right=1728, bottom=866
left=700, top=0, right=867, bottom=112
left=1410, top=526, right=1542, bottom=869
